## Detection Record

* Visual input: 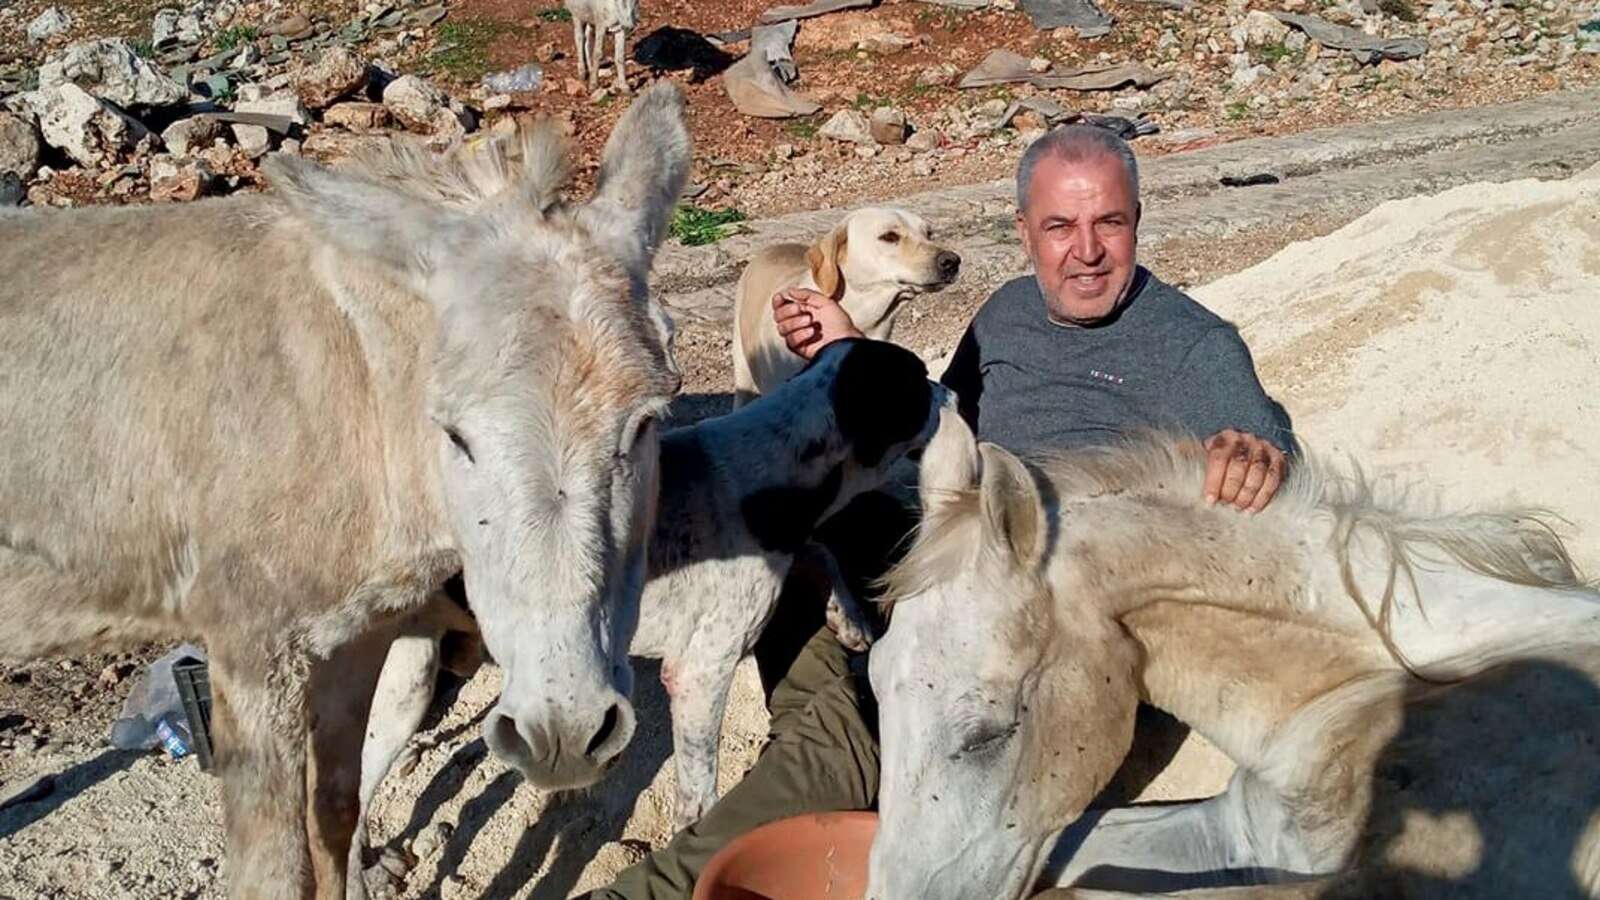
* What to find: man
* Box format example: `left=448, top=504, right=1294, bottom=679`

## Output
left=586, top=125, right=1293, bottom=900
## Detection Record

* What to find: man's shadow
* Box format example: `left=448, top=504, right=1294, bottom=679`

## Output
left=1317, top=657, right=1600, bottom=899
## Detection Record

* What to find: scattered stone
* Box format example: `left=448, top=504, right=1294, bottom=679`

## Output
left=159, top=116, right=216, bottom=157
left=854, top=144, right=879, bottom=159
left=27, top=7, right=70, bottom=43
left=859, top=32, right=916, bottom=55
left=869, top=106, right=908, bottom=144
left=324, top=101, right=392, bottom=132
left=906, top=128, right=941, bottom=152
left=39, top=84, right=153, bottom=167
left=916, top=62, right=961, bottom=87
left=149, top=155, right=214, bottom=202
left=38, top=39, right=189, bottom=108
left=1029, top=55, right=1054, bottom=73
left=377, top=846, right=414, bottom=878
left=263, top=13, right=314, bottom=40
left=231, top=123, right=272, bottom=158
left=0, top=773, right=54, bottom=811
left=382, top=75, right=447, bottom=130
left=410, top=821, right=454, bottom=859
left=237, top=91, right=311, bottom=127
left=773, top=142, right=796, bottom=159
left=915, top=0, right=989, bottom=7
left=293, top=47, right=370, bottom=109
left=0, top=112, right=42, bottom=178
left=1241, top=9, right=1291, bottom=47
left=818, top=108, right=874, bottom=144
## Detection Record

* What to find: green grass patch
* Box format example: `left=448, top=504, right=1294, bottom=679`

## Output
left=1224, top=100, right=1250, bottom=121
left=850, top=92, right=894, bottom=111
left=215, top=25, right=259, bottom=50
left=1377, top=0, right=1418, bottom=21
left=783, top=115, right=822, bottom=139
left=1257, top=41, right=1296, bottom=64
left=429, top=19, right=530, bottom=83
left=130, top=37, right=155, bottom=58
left=537, top=6, right=572, bottom=22
left=670, top=205, right=747, bottom=246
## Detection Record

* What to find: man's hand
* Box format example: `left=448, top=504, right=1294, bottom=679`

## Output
left=773, top=288, right=864, bottom=360
left=1202, top=429, right=1286, bottom=513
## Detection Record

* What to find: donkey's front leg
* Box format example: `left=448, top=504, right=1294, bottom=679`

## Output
left=572, top=20, right=589, bottom=84
left=209, top=639, right=315, bottom=900
left=306, top=627, right=397, bottom=900
left=663, top=648, right=741, bottom=830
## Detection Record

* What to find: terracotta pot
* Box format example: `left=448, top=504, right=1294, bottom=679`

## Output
left=692, top=811, right=878, bottom=900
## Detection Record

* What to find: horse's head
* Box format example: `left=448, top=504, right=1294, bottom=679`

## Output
left=266, top=83, right=689, bottom=789
left=867, top=411, right=1140, bottom=900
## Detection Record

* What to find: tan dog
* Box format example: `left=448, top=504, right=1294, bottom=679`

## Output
left=733, top=207, right=961, bottom=406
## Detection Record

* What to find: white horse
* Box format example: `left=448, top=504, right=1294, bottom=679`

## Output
left=866, top=409, right=1600, bottom=900
left=0, top=84, right=689, bottom=899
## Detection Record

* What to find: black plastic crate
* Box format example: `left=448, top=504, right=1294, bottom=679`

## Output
left=172, top=658, right=215, bottom=772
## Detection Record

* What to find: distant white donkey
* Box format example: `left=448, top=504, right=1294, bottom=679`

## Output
left=351, top=338, right=948, bottom=864
left=0, top=83, right=689, bottom=900
left=566, top=0, right=639, bottom=93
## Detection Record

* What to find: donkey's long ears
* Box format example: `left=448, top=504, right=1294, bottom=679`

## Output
left=264, top=153, right=454, bottom=285
left=919, top=406, right=981, bottom=512
left=579, top=81, right=692, bottom=276
left=977, top=443, right=1048, bottom=571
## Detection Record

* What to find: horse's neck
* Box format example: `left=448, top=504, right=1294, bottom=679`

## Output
left=1338, top=528, right=1600, bottom=677
left=1061, top=499, right=1391, bottom=768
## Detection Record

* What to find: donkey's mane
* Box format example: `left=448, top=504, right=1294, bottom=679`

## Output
left=338, top=121, right=572, bottom=211
left=882, top=433, right=1591, bottom=658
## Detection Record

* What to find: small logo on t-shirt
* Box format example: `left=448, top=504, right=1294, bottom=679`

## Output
left=1089, top=369, right=1125, bottom=385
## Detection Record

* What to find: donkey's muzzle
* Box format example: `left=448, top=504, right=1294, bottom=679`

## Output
left=485, top=692, right=636, bottom=789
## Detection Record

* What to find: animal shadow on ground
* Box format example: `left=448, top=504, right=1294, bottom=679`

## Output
left=0, top=747, right=143, bottom=840
left=1317, top=658, right=1600, bottom=899
left=417, top=658, right=675, bottom=899
left=630, top=27, right=735, bottom=83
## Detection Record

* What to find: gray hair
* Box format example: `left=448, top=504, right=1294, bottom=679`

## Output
left=1015, top=124, right=1140, bottom=212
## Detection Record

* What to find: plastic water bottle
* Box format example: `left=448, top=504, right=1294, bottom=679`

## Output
left=155, top=717, right=192, bottom=760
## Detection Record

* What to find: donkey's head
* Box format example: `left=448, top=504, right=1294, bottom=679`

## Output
left=866, top=412, right=1140, bottom=900
left=266, top=83, right=690, bottom=789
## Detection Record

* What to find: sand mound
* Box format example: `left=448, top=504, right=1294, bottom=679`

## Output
left=1196, top=164, right=1600, bottom=574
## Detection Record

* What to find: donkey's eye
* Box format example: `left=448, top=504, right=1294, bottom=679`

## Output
left=879, top=231, right=901, bottom=244
left=445, top=428, right=473, bottom=463
left=955, top=722, right=1018, bottom=758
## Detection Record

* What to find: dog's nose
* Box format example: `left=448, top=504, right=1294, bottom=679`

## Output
left=936, top=250, right=961, bottom=280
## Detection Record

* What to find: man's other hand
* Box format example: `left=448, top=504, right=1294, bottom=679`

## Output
left=1202, top=429, right=1286, bottom=513
left=773, top=288, right=864, bottom=360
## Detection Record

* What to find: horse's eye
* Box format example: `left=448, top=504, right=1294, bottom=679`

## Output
left=879, top=231, right=901, bottom=244
left=955, top=722, right=1018, bottom=758
left=445, top=427, right=473, bottom=463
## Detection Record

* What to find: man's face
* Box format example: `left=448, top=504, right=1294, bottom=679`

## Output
left=1015, top=152, right=1140, bottom=325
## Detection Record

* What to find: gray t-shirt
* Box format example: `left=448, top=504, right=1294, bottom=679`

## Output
left=939, top=268, right=1295, bottom=458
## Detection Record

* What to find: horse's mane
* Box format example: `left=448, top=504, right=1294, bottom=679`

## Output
left=880, top=432, right=1592, bottom=671
left=335, top=120, right=572, bottom=211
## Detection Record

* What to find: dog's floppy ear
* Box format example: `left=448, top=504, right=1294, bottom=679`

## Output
left=806, top=220, right=849, bottom=300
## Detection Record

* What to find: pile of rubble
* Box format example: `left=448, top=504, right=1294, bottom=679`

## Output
left=0, top=0, right=542, bottom=208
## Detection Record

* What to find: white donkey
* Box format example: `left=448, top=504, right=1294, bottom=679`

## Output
left=566, top=0, right=639, bottom=93
left=868, top=410, right=1600, bottom=900
left=351, top=338, right=948, bottom=868
left=0, top=84, right=691, bottom=899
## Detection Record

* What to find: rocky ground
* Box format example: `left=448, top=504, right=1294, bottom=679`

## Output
left=1, top=0, right=1598, bottom=217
